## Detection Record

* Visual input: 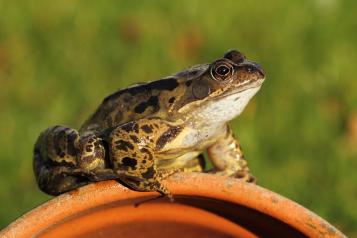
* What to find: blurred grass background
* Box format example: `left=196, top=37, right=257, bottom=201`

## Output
left=0, top=0, right=356, bottom=235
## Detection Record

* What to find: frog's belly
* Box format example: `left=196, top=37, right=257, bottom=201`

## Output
left=160, top=124, right=225, bottom=151
left=155, top=125, right=224, bottom=170
left=156, top=151, right=200, bottom=170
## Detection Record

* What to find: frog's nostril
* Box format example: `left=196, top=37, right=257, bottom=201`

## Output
left=254, top=63, right=265, bottom=77
left=244, top=61, right=265, bottom=77
left=246, top=65, right=255, bottom=73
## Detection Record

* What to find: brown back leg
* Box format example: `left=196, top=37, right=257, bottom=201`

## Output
left=33, top=126, right=91, bottom=195
left=33, top=126, right=123, bottom=195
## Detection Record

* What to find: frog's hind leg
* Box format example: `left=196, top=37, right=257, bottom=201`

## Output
left=34, top=126, right=122, bottom=195
left=33, top=157, right=89, bottom=196
left=33, top=126, right=90, bottom=195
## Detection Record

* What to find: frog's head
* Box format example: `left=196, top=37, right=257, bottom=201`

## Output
left=173, top=50, right=265, bottom=123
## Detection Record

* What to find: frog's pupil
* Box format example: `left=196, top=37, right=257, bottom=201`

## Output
left=216, top=65, right=229, bottom=76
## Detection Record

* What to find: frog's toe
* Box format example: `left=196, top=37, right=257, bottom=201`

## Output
left=155, top=182, right=174, bottom=202
left=235, top=171, right=257, bottom=184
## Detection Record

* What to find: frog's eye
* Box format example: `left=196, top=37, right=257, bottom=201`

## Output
left=211, top=61, right=234, bottom=81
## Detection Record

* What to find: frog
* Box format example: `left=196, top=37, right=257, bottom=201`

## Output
left=33, top=50, right=265, bottom=200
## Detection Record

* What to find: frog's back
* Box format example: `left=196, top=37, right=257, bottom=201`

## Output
left=79, top=77, right=181, bottom=136
left=79, top=63, right=211, bottom=136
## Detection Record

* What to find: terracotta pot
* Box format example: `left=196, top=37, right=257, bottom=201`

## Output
left=0, top=173, right=346, bottom=238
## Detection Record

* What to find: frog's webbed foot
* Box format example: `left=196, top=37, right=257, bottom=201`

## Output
left=134, top=186, right=173, bottom=207
left=155, top=168, right=184, bottom=201
left=138, top=167, right=189, bottom=203
left=212, top=161, right=256, bottom=183
left=150, top=181, right=173, bottom=202
left=207, top=126, right=256, bottom=183
left=234, top=170, right=257, bottom=183
left=120, top=168, right=177, bottom=202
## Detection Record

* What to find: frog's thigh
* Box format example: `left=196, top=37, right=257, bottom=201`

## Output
left=207, top=126, right=255, bottom=183
left=109, top=120, right=176, bottom=197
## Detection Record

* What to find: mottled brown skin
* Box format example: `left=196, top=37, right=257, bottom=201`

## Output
left=33, top=50, right=266, bottom=199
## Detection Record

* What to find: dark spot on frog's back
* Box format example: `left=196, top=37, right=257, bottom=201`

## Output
left=148, top=78, right=179, bottom=91
left=134, top=102, right=147, bottom=114
left=103, top=78, right=178, bottom=103
left=103, top=83, right=146, bottom=103
left=134, top=96, right=159, bottom=114
left=122, top=157, right=137, bottom=169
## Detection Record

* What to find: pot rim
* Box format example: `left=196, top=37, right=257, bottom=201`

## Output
left=0, top=172, right=346, bottom=238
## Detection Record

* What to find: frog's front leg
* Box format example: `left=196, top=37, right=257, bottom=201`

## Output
left=108, top=120, right=180, bottom=200
left=207, top=125, right=256, bottom=183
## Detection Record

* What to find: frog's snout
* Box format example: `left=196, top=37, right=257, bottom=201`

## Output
left=253, top=62, right=265, bottom=78
left=244, top=60, right=266, bottom=79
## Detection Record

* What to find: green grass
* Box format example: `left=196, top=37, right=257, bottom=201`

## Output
left=0, top=0, right=356, bottom=236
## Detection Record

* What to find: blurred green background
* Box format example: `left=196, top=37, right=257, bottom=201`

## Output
left=0, top=0, right=356, bottom=235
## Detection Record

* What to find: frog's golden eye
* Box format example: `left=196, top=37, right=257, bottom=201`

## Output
left=210, top=61, right=234, bottom=81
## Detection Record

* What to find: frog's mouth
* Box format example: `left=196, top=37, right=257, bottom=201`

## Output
left=214, top=77, right=265, bottom=100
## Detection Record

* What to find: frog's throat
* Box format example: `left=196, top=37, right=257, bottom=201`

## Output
left=180, top=84, right=262, bottom=124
